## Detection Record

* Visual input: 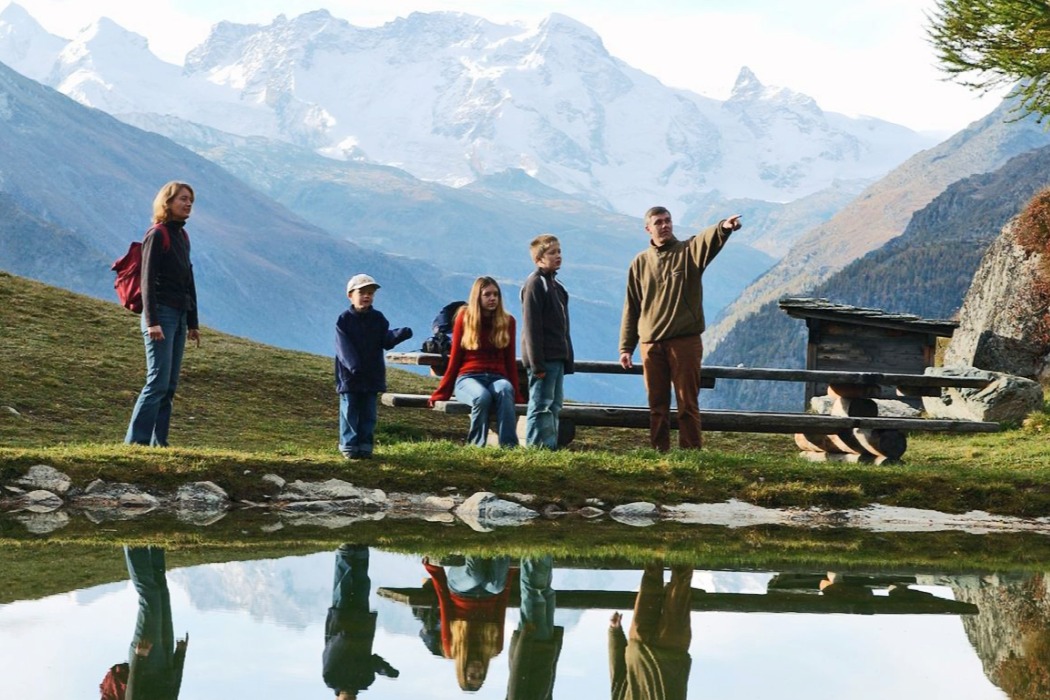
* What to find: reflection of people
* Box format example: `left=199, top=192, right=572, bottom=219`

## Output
left=335, top=274, right=413, bottom=460
left=429, top=277, right=525, bottom=447
left=423, top=555, right=514, bottom=691
left=507, top=555, right=563, bottom=700
left=323, top=545, right=399, bottom=698
left=618, top=208, right=741, bottom=451
left=609, top=563, right=693, bottom=700
left=819, top=572, right=875, bottom=600
left=521, top=235, right=574, bottom=449
left=125, top=181, right=200, bottom=447
left=108, top=545, right=188, bottom=700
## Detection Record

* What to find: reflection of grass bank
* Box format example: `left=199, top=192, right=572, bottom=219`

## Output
left=2, top=271, right=1050, bottom=517
left=6, top=526, right=1050, bottom=605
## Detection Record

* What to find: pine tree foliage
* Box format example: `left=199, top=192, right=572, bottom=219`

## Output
left=928, top=0, right=1050, bottom=120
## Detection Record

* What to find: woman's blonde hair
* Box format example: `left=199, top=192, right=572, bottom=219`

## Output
left=152, top=181, right=194, bottom=223
left=460, top=276, right=511, bottom=350
left=449, top=619, right=502, bottom=691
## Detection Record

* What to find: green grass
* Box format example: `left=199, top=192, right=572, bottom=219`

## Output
left=3, top=270, right=1050, bottom=518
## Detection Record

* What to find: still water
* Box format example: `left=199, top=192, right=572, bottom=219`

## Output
left=1, top=544, right=1041, bottom=699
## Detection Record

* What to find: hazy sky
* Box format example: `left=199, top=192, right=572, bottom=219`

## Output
left=6, top=0, right=1010, bottom=134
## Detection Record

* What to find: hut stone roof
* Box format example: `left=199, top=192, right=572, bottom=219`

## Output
left=778, top=297, right=958, bottom=337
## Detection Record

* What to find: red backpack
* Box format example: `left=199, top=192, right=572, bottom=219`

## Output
left=111, top=224, right=172, bottom=313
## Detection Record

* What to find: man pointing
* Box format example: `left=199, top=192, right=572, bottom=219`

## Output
left=619, top=207, right=742, bottom=451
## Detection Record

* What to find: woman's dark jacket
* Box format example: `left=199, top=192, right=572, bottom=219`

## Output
left=140, top=220, right=198, bottom=329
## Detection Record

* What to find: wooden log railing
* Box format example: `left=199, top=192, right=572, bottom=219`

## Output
left=386, top=352, right=992, bottom=393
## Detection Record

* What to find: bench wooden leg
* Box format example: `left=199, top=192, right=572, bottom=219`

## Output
left=796, top=429, right=906, bottom=461
left=852, top=428, right=906, bottom=461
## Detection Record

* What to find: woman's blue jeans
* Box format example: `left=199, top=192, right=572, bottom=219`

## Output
left=125, top=546, right=173, bottom=664
left=454, top=373, right=519, bottom=447
left=125, top=304, right=187, bottom=446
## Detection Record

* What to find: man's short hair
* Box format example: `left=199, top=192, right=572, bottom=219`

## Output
left=645, top=206, right=670, bottom=222
left=530, top=233, right=560, bottom=262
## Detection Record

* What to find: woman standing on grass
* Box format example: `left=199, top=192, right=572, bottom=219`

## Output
left=125, top=181, right=199, bottom=447
left=429, top=276, right=523, bottom=447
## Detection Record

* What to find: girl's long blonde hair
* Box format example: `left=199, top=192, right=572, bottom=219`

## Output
left=449, top=619, right=502, bottom=691
left=460, top=276, right=511, bottom=350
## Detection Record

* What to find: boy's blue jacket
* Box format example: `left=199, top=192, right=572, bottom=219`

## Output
left=335, top=306, right=413, bottom=393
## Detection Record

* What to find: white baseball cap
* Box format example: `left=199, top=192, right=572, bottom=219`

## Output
left=346, top=273, right=380, bottom=293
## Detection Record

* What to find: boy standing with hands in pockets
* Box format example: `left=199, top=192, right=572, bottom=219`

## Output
left=335, top=274, right=413, bottom=460
left=521, top=234, right=574, bottom=449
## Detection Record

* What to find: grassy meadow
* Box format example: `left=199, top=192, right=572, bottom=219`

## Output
left=3, top=270, right=1050, bottom=517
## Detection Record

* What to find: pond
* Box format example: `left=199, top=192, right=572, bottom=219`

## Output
left=1, top=536, right=1045, bottom=699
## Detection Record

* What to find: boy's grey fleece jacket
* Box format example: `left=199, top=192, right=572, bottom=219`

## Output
left=335, top=307, right=412, bottom=393
left=520, top=268, right=574, bottom=373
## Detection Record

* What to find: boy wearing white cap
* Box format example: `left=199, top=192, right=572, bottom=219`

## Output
left=335, top=274, right=413, bottom=459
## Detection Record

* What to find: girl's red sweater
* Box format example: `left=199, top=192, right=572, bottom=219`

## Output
left=429, top=312, right=522, bottom=402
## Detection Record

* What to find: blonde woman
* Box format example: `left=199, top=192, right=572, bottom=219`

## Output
left=429, top=276, right=523, bottom=447
left=422, top=556, right=513, bottom=692
left=125, top=181, right=199, bottom=446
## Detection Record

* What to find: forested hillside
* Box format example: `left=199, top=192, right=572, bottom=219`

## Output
left=705, top=145, right=1050, bottom=410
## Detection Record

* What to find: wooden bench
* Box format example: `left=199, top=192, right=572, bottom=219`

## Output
left=378, top=579, right=977, bottom=615
left=384, top=352, right=999, bottom=460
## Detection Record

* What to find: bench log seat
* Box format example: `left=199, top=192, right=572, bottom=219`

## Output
left=377, top=584, right=977, bottom=615
left=383, top=354, right=999, bottom=461
left=380, top=392, right=999, bottom=461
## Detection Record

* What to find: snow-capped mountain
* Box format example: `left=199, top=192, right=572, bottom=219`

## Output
left=0, top=4, right=935, bottom=218
left=0, top=1, right=61, bottom=80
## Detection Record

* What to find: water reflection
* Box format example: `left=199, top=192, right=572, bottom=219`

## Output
left=509, top=556, right=562, bottom=699
left=609, top=563, right=693, bottom=699
left=952, top=573, right=1050, bottom=700
left=324, top=545, right=399, bottom=698
left=101, top=546, right=188, bottom=699
left=422, top=555, right=512, bottom=691
left=3, top=547, right=1046, bottom=698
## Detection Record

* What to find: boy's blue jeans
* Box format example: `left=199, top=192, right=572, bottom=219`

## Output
left=340, top=392, right=378, bottom=456
left=518, top=555, right=555, bottom=640
left=126, top=304, right=187, bottom=446
left=454, top=373, right=518, bottom=447
left=526, top=361, right=565, bottom=449
left=332, top=544, right=370, bottom=611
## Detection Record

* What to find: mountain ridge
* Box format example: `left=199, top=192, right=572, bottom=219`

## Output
left=0, top=3, right=935, bottom=223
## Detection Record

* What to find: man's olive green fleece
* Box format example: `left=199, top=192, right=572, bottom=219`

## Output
left=619, top=222, right=732, bottom=354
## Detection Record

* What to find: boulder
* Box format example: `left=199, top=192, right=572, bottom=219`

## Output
left=944, top=220, right=1050, bottom=380
left=924, top=367, right=1044, bottom=423
left=454, top=491, right=538, bottom=531
left=13, top=465, right=72, bottom=496
left=609, top=502, right=660, bottom=527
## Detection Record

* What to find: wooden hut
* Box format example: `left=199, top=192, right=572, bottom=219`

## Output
left=778, top=297, right=958, bottom=405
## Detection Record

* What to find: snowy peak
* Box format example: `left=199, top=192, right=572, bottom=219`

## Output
left=47, top=17, right=179, bottom=113
left=729, top=66, right=764, bottom=100
left=537, top=12, right=606, bottom=47
left=184, top=20, right=262, bottom=73
left=0, top=2, right=67, bottom=80
left=53, top=17, right=158, bottom=76
left=727, top=66, right=819, bottom=112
